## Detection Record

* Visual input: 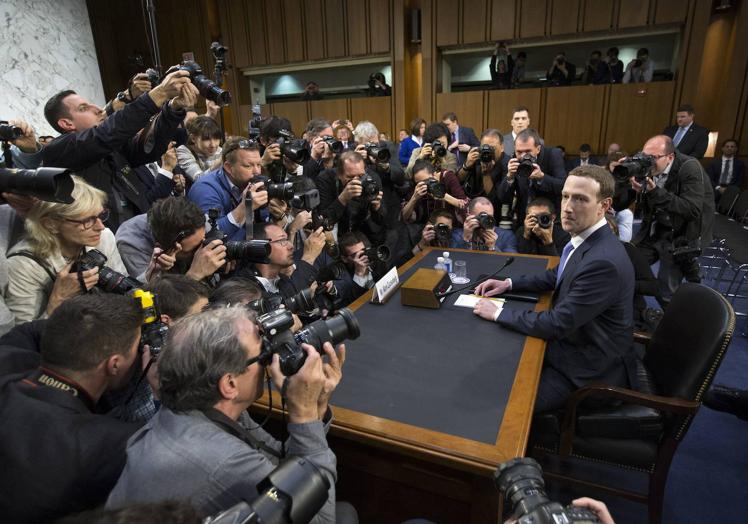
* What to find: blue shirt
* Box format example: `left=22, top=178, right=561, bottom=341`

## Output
left=451, top=227, right=518, bottom=253
left=398, top=136, right=421, bottom=166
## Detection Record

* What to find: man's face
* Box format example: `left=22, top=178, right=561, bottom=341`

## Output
left=510, top=110, right=530, bottom=134
left=480, top=135, right=503, bottom=159
left=607, top=143, right=621, bottom=155
left=579, top=150, right=591, bottom=160
left=265, top=224, right=294, bottom=268
left=306, top=83, right=319, bottom=95
left=642, top=139, right=674, bottom=175
left=723, top=141, right=738, bottom=157
left=527, top=204, right=555, bottom=223
left=560, top=175, right=609, bottom=236
left=60, top=94, right=105, bottom=132
left=398, top=130, right=408, bottom=142
left=514, top=137, right=540, bottom=158
left=225, top=149, right=263, bottom=188
left=234, top=317, right=266, bottom=404
left=676, top=111, right=694, bottom=127
left=342, top=241, right=366, bottom=266
left=175, top=226, right=206, bottom=261
left=339, top=158, right=365, bottom=185
left=442, top=118, right=458, bottom=134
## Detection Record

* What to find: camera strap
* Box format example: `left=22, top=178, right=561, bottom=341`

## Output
left=203, top=407, right=282, bottom=459
left=7, top=251, right=57, bottom=282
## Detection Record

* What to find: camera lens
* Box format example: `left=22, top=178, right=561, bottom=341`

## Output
left=295, top=308, right=361, bottom=349
left=225, top=240, right=271, bottom=262
left=284, top=288, right=316, bottom=314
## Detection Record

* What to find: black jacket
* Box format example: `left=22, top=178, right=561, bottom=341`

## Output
left=41, top=95, right=185, bottom=231
left=706, top=156, right=745, bottom=188
left=515, top=223, right=570, bottom=256
left=663, top=123, right=709, bottom=159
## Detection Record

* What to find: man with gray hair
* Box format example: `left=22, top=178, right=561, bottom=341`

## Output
left=106, top=307, right=350, bottom=523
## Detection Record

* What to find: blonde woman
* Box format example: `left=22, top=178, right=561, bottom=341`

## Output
left=6, top=177, right=128, bottom=324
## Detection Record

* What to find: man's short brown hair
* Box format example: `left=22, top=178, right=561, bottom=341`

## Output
left=567, top=165, right=616, bottom=201
left=335, top=150, right=365, bottom=173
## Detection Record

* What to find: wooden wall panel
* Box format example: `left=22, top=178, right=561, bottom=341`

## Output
left=486, top=89, right=543, bottom=134
left=370, top=0, right=392, bottom=53
left=347, top=0, right=368, bottom=56
left=462, top=0, right=488, bottom=44
left=283, top=0, right=306, bottom=62
left=654, top=0, right=688, bottom=25
left=582, top=0, right=615, bottom=31
left=518, top=0, right=548, bottom=38
left=435, top=92, right=485, bottom=132
left=543, top=85, right=606, bottom=153
left=271, top=101, right=310, bottom=136
left=435, top=0, right=460, bottom=46
left=489, top=0, right=516, bottom=41
left=309, top=99, right=350, bottom=123
left=351, top=97, right=393, bottom=137
left=305, top=0, right=326, bottom=60
left=227, top=0, right=250, bottom=68
left=325, top=0, right=347, bottom=58
left=265, top=1, right=286, bottom=64
left=550, top=0, right=580, bottom=36
left=605, top=82, right=675, bottom=155
left=617, top=0, right=650, bottom=28
left=246, top=0, right=268, bottom=65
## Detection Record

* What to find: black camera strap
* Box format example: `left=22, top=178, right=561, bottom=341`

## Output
left=203, top=405, right=281, bottom=459
left=7, top=251, right=57, bottom=282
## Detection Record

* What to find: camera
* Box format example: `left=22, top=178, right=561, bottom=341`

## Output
left=613, top=153, right=654, bottom=183
left=424, top=177, right=446, bottom=199
left=204, top=457, right=330, bottom=524
left=430, top=141, right=447, bottom=158
left=434, top=223, right=452, bottom=243
left=356, top=173, right=381, bottom=203
left=321, top=136, right=344, bottom=155
left=204, top=208, right=271, bottom=263
left=0, top=167, right=75, bottom=204
left=364, top=245, right=390, bottom=263
left=163, top=61, right=231, bottom=106
left=476, top=211, right=496, bottom=230
left=556, top=57, right=566, bottom=66
left=257, top=308, right=360, bottom=376
left=72, top=249, right=143, bottom=295
left=316, top=262, right=344, bottom=283
left=536, top=213, right=552, bottom=229
left=0, top=121, right=22, bottom=141
left=310, top=213, right=335, bottom=232
left=495, top=457, right=601, bottom=524
left=145, top=68, right=160, bottom=87
left=365, top=142, right=391, bottom=162
left=671, top=239, right=702, bottom=283
left=516, top=153, right=537, bottom=178
left=132, top=289, right=168, bottom=358
left=276, top=129, right=311, bottom=164
left=479, top=144, right=495, bottom=163
left=247, top=288, right=316, bottom=316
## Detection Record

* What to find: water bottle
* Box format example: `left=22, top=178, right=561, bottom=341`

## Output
left=434, top=256, right=446, bottom=271
left=442, top=252, right=453, bottom=274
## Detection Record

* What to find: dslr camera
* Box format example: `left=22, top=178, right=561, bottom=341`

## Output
left=321, top=136, right=344, bottom=155
left=535, top=213, right=553, bottom=229
left=434, top=223, right=452, bottom=244
left=479, top=144, right=495, bottom=163
left=364, top=245, right=391, bottom=264
left=72, top=250, right=142, bottom=295
left=162, top=61, right=231, bottom=106
left=430, top=140, right=447, bottom=158
left=356, top=173, right=381, bottom=204
left=256, top=308, right=360, bottom=376
left=204, top=208, right=271, bottom=263
left=276, top=129, right=310, bottom=164
left=516, top=153, right=537, bottom=178
left=132, top=289, right=169, bottom=358
left=613, top=153, right=654, bottom=183
left=476, top=211, right=496, bottom=230
left=495, top=457, right=601, bottom=524
left=671, top=238, right=702, bottom=283
left=365, top=142, right=391, bottom=162
left=256, top=175, right=320, bottom=211
left=247, top=288, right=316, bottom=316
left=0, top=121, right=22, bottom=141
left=0, top=167, right=75, bottom=204
left=424, top=177, right=446, bottom=199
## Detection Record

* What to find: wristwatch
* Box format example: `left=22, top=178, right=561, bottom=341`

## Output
left=116, top=91, right=132, bottom=104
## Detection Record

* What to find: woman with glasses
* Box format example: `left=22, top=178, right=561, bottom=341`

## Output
left=6, top=177, right=127, bottom=324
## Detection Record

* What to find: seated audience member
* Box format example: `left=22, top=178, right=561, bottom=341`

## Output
left=368, top=71, right=391, bottom=96
left=176, top=116, right=223, bottom=182
left=405, top=122, right=458, bottom=176
left=707, top=139, right=744, bottom=202
left=442, top=112, right=480, bottom=170
left=409, top=209, right=456, bottom=257
left=498, top=128, right=567, bottom=227
left=566, top=143, right=599, bottom=171
left=453, top=197, right=518, bottom=253
left=402, top=160, right=468, bottom=225
left=301, top=81, right=323, bottom=101
left=188, top=138, right=269, bottom=241
left=547, top=52, right=576, bottom=86
left=399, top=118, right=426, bottom=166
left=336, top=231, right=390, bottom=305
left=516, top=197, right=570, bottom=256
left=41, top=70, right=194, bottom=231
left=460, top=129, right=508, bottom=201
left=489, top=42, right=514, bottom=90
left=106, top=306, right=348, bottom=523
left=0, top=294, right=145, bottom=522
left=623, top=48, right=654, bottom=83
left=316, top=151, right=386, bottom=245
left=6, top=177, right=129, bottom=325
left=473, top=166, right=636, bottom=412
left=596, top=47, right=624, bottom=84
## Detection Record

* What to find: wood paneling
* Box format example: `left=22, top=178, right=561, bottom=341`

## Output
left=605, top=82, right=675, bottom=155
left=436, top=0, right=460, bottom=46
left=550, top=0, right=580, bottom=36
left=265, top=1, right=286, bottom=64
left=309, top=99, right=350, bottom=123
left=654, top=0, right=688, bottom=25
left=227, top=0, right=250, bottom=68
left=582, top=0, right=615, bottom=31
left=462, top=0, right=488, bottom=44
left=282, top=0, right=306, bottom=62
left=518, top=0, right=548, bottom=38
left=351, top=96, right=393, bottom=137
left=543, top=85, right=606, bottom=153
left=247, top=0, right=268, bottom=65
left=489, top=0, right=516, bottom=41
left=270, top=101, right=309, bottom=136
left=305, top=0, right=326, bottom=60
left=347, top=0, right=368, bottom=56
left=325, top=0, right=347, bottom=58
left=435, top=92, right=485, bottom=132
left=486, top=88, right=543, bottom=134
left=617, top=0, right=649, bottom=28
left=369, top=0, right=391, bottom=53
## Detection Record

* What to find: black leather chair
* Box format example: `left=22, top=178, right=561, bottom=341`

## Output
left=529, top=283, right=735, bottom=524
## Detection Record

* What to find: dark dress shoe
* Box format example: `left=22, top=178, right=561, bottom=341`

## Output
left=703, top=385, right=748, bottom=420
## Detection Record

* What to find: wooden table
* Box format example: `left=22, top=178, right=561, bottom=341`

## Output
left=255, top=248, right=556, bottom=523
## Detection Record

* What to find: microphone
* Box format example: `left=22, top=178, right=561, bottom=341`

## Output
left=436, top=256, right=515, bottom=299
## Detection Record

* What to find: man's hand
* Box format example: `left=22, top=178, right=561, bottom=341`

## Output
left=289, top=210, right=312, bottom=233
left=533, top=222, right=554, bottom=245
left=474, top=278, right=511, bottom=297
left=630, top=175, right=655, bottom=193
left=145, top=246, right=177, bottom=281
left=571, top=498, right=615, bottom=524
left=269, top=344, right=325, bottom=423
left=249, top=181, right=269, bottom=209
left=338, top=179, right=363, bottom=204
left=410, top=181, right=428, bottom=203
left=161, top=142, right=177, bottom=172
left=172, top=174, right=186, bottom=195
left=506, top=158, right=518, bottom=181
left=262, top=143, right=282, bottom=166
left=528, top=163, right=544, bottom=181
left=8, top=119, right=39, bottom=153
left=148, top=69, right=191, bottom=106
left=186, top=239, right=226, bottom=280
left=473, top=298, right=500, bottom=321
left=481, top=227, right=498, bottom=250
left=523, top=214, right=537, bottom=239
left=311, top=136, right=327, bottom=161
left=465, top=147, right=480, bottom=169
left=317, top=342, right=345, bottom=418
left=129, top=73, right=152, bottom=99
left=2, top=193, right=37, bottom=217
left=205, top=99, right=221, bottom=120
left=352, top=250, right=371, bottom=277
left=463, top=214, right=480, bottom=242
left=457, top=143, right=472, bottom=153
left=171, top=82, right=199, bottom=110
left=370, top=191, right=383, bottom=211
left=418, top=143, right=433, bottom=160
left=268, top=198, right=289, bottom=222
left=419, top=224, right=436, bottom=249
left=46, top=262, right=99, bottom=315
left=302, top=227, right=326, bottom=265
left=141, top=345, right=160, bottom=399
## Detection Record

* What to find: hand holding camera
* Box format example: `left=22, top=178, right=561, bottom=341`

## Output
left=370, top=190, right=383, bottom=211
left=465, top=147, right=480, bottom=169
left=129, top=73, right=153, bottom=99
left=4, top=119, right=38, bottom=153
left=46, top=261, right=99, bottom=315
left=186, top=239, right=227, bottom=281
left=301, top=227, right=327, bottom=265
left=171, top=82, right=200, bottom=111
left=418, top=143, right=433, bottom=160
left=410, top=180, right=429, bottom=202
left=148, top=69, right=191, bottom=107
left=524, top=213, right=554, bottom=244
left=630, top=175, right=655, bottom=193
left=351, top=250, right=371, bottom=277
left=339, top=178, right=363, bottom=204
left=269, top=344, right=326, bottom=424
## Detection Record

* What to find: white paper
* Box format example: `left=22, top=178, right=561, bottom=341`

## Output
left=453, top=294, right=505, bottom=309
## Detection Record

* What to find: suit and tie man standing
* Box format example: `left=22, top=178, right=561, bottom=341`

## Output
left=442, top=112, right=480, bottom=168
left=663, top=104, right=709, bottom=159
left=473, top=165, right=636, bottom=413
left=706, top=139, right=745, bottom=203
left=502, top=106, right=531, bottom=158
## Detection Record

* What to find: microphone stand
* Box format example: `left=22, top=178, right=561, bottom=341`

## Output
left=437, top=257, right=515, bottom=299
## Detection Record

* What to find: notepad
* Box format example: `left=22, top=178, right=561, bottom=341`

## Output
left=454, top=294, right=505, bottom=309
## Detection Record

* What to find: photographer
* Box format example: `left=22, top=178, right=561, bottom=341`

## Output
left=187, top=138, right=269, bottom=242
left=176, top=115, right=223, bottom=181
left=410, top=209, right=456, bottom=256
left=0, top=118, right=43, bottom=168
left=631, top=135, right=705, bottom=304
left=547, top=52, right=576, bottom=87
left=6, top=177, right=129, bottom=325
left=104, top=72, right=154, bottom=115
left=368, top=71, right=391, bottom=96
left=404, top=122, right=458, bottom=177
left=460, top=128, right=508, bottom=202
left=106, top=306, right=348, bottom=523
left=516, top=197, right=570, bottom=256
left=623, top=48, right=654, bottom=83
left=0, top=294, right=146, bottom=522
left=337, top=231, right=390, bottom=305
left=302, top=119, right=337, bottom=180
left=489, top=42, right=514, bottom=90
left=41, top=69, right=195, bottom=231
left=402, top=160, right=467, bottom=226
left=454, top=197, right=518, bottom=253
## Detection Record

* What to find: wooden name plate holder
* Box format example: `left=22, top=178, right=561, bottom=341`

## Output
left=400, top=268, right=453, bottom=309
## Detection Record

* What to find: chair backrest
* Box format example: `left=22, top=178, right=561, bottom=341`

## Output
left=733, top=190, right=748, bottom=222
left=717, top=185, right=740, bottom=216
left=644, top=283, right=735, bottom=402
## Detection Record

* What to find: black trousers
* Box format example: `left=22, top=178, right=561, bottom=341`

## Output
left=534, top=365, right=575, bottom=413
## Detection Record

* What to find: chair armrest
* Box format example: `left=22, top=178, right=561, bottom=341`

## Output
left=558, top=383, right=700, bottom=455
left=633, top=331, right=651, bottom=345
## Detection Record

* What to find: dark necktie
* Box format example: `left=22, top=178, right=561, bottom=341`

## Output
left=719, top=159, right=732, bottom=185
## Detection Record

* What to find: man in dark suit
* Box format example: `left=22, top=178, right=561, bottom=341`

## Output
left=663, top=104, right=709, bottom=159
left=706, top=138, right=745, bottom=203
left=565, top=143, right=600, bottom=172
left=473, top=165, right=636, bottom=413
left=442, top=112, right=480, bottom=168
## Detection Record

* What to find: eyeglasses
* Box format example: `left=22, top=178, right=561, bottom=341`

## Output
left=64, top=209, right=109, bottom=230
left=269, top=238, right=291, bottom=247
left=246, top=348, right=271, bottom=369
left=223, top=138, right=258, bottom=158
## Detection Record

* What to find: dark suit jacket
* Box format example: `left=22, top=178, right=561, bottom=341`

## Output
left=663, top=123, right=709, bottom=159
left=565, top=156, right=600, bottom=172
left=706, top=156, right=745, bottom=188
left=497, top=225, right=636, bottom=389
left=449, top=126, right=480, bottom=167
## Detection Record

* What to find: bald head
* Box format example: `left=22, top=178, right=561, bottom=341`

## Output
left=643, top=135, right=675, bottom=156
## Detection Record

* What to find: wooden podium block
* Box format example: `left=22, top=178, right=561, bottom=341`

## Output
left=400, top=268, right=452, bottom=309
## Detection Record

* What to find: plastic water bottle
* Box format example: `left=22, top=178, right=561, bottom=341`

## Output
left=434, top=256, right=446, bottom=271
left=442, top=252, right=453, bottom=274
